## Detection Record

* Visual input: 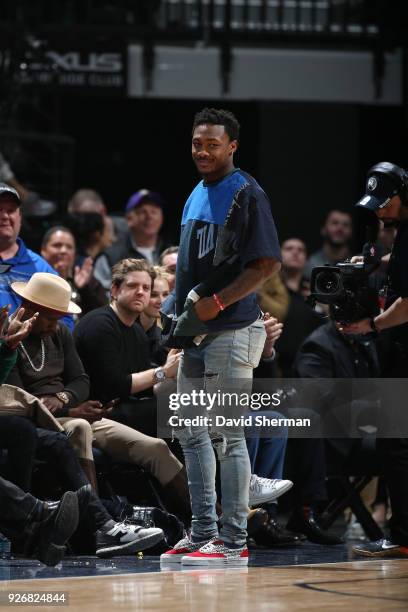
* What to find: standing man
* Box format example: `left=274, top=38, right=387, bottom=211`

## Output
left=161, top=108, right=281, bottom=566
left=342, top=162, right=408, bottom=556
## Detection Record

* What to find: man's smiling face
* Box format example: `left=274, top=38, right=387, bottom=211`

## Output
left=192, top=123, right=237, bottom=182
left=0, top=196, right=21, bottom=244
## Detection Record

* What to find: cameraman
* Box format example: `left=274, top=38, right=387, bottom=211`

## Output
left=341, top=162, right=408, bottom=556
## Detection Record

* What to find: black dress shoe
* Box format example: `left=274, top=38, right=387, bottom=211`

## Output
left=35, top=491, right=80, bottom=566
left=247, top=508, right=269, bottom=537
left=286, top=510, right=343, bottom=545
left=43, top=485, right=93, bottom=521
left=253, top=517, right=302, bottom=548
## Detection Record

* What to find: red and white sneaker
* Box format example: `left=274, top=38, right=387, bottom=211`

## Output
left=160, top=536, right=210, bottom=564
left=181, top=539, right=249, bottom=566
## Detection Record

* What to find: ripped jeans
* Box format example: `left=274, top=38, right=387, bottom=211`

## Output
left=175, top=319, right=266, bottom=546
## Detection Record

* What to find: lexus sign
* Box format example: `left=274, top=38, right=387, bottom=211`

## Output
left=19, top=46, right=126, bottom=95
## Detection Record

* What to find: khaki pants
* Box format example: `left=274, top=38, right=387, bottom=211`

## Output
left=57, top=417, right=182, bottom=485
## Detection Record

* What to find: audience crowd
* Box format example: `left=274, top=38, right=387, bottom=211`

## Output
left=0, top=180, right=399, bottom=563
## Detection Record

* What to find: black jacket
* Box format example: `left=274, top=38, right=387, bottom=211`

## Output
left=293, top=321, right=381, bottom=447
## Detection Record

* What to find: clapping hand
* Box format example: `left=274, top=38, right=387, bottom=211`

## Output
left=262, top=312, right=283, bottom=359
left=74, top=257, right=93, bottom=289
left=1, top=306, right=39, bottom=350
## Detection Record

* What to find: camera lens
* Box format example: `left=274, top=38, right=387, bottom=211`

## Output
left=315, top=270, right=341, bottom=295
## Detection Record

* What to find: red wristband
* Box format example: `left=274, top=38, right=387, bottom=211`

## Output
left=212, top=293, right=226, bottom=311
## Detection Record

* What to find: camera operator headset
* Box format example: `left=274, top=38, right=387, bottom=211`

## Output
left=341, top=161, right=408, bottom=556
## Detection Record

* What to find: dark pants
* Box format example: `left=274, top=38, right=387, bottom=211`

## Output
left=283, top=408, right=327, bottom=506
left=0, top=416, right=37, bottom=491
left=286, top=437, right=327, bottom=506
left=110, top=397, right=158, bottom=439
left=36, top=428, right=111, bottom=531
left=378, top=437, right=408, bottom=545
left=0, top=475, right=40, bottom=542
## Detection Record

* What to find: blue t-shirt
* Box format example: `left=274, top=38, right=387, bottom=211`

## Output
left=175, top=169, right=281, bottom=333
left=0, top=238, right=74, bottom=331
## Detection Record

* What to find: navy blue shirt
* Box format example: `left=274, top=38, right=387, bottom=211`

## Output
left=175, top=169, right=281, bottom=333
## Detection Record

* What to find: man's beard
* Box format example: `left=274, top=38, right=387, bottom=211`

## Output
left=324, top=234, right=349, bottom=248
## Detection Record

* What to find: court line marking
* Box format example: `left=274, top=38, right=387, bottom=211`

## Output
left=2, top=558, right=407, bottom=584
left=296, top=574, right=408, bottom=603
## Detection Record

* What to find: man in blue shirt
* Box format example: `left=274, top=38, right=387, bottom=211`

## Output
left=161, top=108, right=281, bottom=566
left=0, top=184, right=73, bottom=330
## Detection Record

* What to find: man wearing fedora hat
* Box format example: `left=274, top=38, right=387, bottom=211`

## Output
left=6, top=272, right=166, bottom=556
left=6, top=272, right=190, bottom=531
left=0, top=183, right=73, bottom=329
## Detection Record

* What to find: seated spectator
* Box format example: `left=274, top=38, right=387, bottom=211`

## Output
left=67, top=188, right=127, bottom=245
left=159, top=246, right=179, bottom=291
left=269, top=238, right=324, bottom=377
left=288, top=312, right=382, bottom=544
left=41, top=226, right=107, bottom=316
left=0, top=184, right=73, bottom=330
left=7, top=271, right=191, bottom=526
left=73, top=260, right=192, bottom=524
left=66, top=212, right=112, bottom=263
left=74, top=259, right=179, bottom=436
left=94, top=190, right=169, bottom=291
left=1, top=306, right=39, bottom=491
left=139, top=267, right=171, bottom=367
left=258, top=272, right=290, bottom=324
left=304, top=209, right=353, bottom=280
left=2, top=298, right=164, bottom=557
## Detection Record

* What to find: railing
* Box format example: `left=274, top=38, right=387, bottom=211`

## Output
left=157, top=0, right=379, bottom=38
left=2, top=1, right=382, bottom=44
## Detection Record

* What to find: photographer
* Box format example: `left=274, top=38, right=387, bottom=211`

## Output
left=340, top=162, right=408, bottom=556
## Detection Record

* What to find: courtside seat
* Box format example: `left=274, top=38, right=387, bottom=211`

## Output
left=319, top=436, right=384, bottom=541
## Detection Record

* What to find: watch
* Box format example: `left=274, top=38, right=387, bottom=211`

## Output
left=55, top=391, right=70, bottom=405
left=153, top=367, right=166, bottom=384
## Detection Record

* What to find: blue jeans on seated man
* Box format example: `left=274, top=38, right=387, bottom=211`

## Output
left=175, top=319, right=266, bottom=548
left=245, top=411, right=288, bottom=480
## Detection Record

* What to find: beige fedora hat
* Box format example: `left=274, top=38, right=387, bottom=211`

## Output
left=11, top=273, right=81, bottom=315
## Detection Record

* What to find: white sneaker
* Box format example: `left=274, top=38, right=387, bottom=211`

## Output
left=96, top=522, right=164, bottom=557
left=248, top=475, right=293, bottom=506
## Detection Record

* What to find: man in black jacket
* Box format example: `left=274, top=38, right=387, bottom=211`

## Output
left=285, top=319, right=379, bottom=545
left=341, top=162, right=408, bottom=556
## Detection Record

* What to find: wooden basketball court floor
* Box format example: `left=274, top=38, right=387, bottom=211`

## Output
left=1, top=549, right=407, bottom=611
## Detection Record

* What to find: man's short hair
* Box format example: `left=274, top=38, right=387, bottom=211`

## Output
left=111, top=258, right=156, bottom=289
left=192, top=108, right=240, bottom=142
left=159, top=245, right=179, bottom=265
left=67, top=189, right=104, bottom=214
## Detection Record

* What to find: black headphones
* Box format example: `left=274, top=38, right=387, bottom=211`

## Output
left=368, top=161, right=408, bottom=206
